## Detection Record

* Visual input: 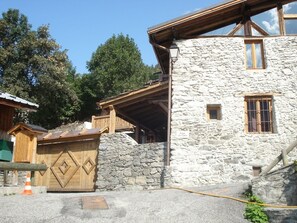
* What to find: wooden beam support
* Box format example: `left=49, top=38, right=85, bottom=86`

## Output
left=0, top=162, right=47, bottom=171
left=283, top=14, right=297, bottom=19
left=251, top=21, right=269, bottom=36
left=261, top=140, right=297, bottom=175
left=158, top=102, right=168, bottom=114
left=109, top=105, right=116, bottom=134
left=228, top=23, right=243, bottom=36
left=135, top=123, right=141, bottom=143
left=278, top=3, right=285, bottom=35
left=99, top=82, right=168, bottom=109
left=115, top=110, right=153, bottom=133
left=244, top=17, right=252, bottom=36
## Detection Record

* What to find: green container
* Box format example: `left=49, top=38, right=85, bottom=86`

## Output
left=0, top=140, right=13, bottom=161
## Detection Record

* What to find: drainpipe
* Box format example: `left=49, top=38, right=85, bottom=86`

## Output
left=167, top=58, right=172, bottom=166
left=167, top=42, right=179, bottom=166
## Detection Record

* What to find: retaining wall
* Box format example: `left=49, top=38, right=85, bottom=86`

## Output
left=96, top=133, right=166, bottom=191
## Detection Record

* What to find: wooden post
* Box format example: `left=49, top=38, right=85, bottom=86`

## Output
left=282, top=149, right=288, bottom=166
left=277, top=3, right=285, bottom=35
left=31, top=136, right=37, bottom=164
left=109, top=105, right=116, bottom=134
left=261, top=140, right=297, bottom=175
left=135, top=124, right=140, bottom=143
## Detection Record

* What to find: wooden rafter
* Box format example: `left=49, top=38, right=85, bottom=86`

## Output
left=228, top=23, right=243, bottom=36
left=251, top=21, right=269, bottom=36
left=148, top=0, right=297, bottom=74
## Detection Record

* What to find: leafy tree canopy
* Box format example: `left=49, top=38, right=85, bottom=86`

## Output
left=0, top=9, right=80, bottom=129
left=76, top=34, right=159, bottom=119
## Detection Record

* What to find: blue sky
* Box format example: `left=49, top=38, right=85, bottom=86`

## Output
left=0, top=0, right=220, bottom=74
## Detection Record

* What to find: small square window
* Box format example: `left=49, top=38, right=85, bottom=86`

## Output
left=207, top=105, right=221, bottom=120
left=245, top=40, right=265, bottom=69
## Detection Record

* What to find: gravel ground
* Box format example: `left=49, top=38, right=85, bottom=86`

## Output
left=0, top=183, right=249, bottom=223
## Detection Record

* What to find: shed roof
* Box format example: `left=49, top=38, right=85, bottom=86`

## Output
left=148, top=0, right=296, bottom=74
left=8, top=123, right=48, bottom=136
left=38, top=127, right=108, bottom=144
left=0, top=92, right=39, bottom=111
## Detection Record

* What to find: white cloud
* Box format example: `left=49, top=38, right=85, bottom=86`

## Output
left=183, top=8, right=201, bottom=15
left=283, top=2, right=296, bottom=12
left=262, top=8, right=279, bottom=34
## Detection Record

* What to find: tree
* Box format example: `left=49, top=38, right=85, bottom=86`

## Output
left=78, top=34, right=158, bottom=119
left=0, top=9, right=79, bottom=129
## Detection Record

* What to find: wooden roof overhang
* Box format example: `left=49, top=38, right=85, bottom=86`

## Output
left=37, top=127, right=108, bottom=144
left=0, top=92, right=39, bottom=111
left=98, top=81, right=168, bottom=133
left=0, top=99, right=38, bottom=111
left=8, top=123, right=48, bottom=136
left=148, top=0, right=297, bottom=74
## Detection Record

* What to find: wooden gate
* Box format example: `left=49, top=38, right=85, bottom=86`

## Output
left=35, top=128, right=105, bottom=192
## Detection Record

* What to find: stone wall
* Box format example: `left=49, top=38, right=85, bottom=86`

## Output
left=96, top=133, right=166, bottom=191
left=170, top=36, right=297, bottom=187
left=252, top=165, right=297, bottom=223
left=252, top=164, right=297, bottom=205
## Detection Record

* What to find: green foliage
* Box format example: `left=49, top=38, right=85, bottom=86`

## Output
left=0, top=9, right=80, bottom=129
left=76, top=34, right=159, bottom=119
left=244, top=194, right=269, bottom=223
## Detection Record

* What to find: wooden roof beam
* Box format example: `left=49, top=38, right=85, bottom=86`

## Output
left=116, top=110, right=154, bottom=133
left=99, top=82, right=168, bottom=109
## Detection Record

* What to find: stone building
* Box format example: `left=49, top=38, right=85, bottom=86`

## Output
left=97, top=0, right=297, bottom=189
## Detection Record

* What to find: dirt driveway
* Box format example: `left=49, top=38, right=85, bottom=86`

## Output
left=0, top=184, right=249, bottom=223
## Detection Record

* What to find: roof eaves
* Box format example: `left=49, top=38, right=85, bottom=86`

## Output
left=147, top=0, right=245, bottom=34
left=0, top=92, right=39, bottom=109
left=98, top=81, right=169, bottom=108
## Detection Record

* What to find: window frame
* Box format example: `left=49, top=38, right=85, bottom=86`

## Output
left=244, top=96, right=273, bottom=133
left=207, top=105, right=221, bottom=121
left=244, top=39, right=266, bottom=70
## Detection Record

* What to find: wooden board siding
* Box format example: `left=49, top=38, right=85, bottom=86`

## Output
left=92, top=115, right=134, bottom=131
left=35, top=139, right=99, bottom=191
left=0, top=104, right=14, bottom=132
left=13, top=131, right=35, bottom=163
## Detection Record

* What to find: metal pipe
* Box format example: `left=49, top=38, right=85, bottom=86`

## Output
left=166, top=57, right=172, bottom=166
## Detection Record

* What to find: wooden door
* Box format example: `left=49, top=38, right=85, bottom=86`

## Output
left=35, top=140, right=98, bottom=191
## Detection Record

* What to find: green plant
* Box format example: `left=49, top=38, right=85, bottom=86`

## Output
left=244, top=195, right=269, bottom=223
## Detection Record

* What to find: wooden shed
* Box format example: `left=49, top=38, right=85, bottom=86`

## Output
left=8, top=123, right=48, bottom=163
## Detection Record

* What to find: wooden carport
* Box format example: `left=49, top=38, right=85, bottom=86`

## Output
left=98, top=81, right=168, bottom=143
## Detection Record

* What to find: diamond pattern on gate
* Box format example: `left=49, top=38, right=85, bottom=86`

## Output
left=82, top=157, right=96, bottom=175
left=50, top=149, right=80, bottom=188
left=39, top=160, right=48, bottom=176
left=59, top=160, right=71, bottom=175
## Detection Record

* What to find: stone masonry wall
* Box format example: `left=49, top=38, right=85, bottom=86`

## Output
left=96, top=133, right=166, bottom=191
left=252, top=164, right=297, bottom=205
left=252, top=165, right=297, bottom=223
left=170, top=36, right=297, bottom=187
